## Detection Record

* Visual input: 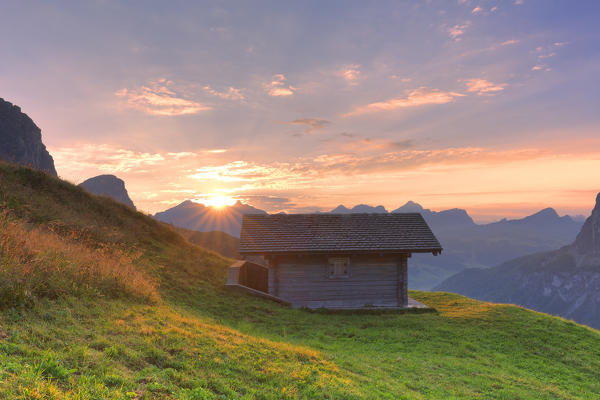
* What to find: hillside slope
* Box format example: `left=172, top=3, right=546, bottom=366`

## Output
left=0, top=161, right=599, bottom=399
left=436, top=193, right=600, bottom=330
left=176, top=227, right=240, bottom=259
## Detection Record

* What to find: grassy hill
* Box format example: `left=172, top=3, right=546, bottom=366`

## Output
left=176, top=227, right=240, bottom=259
left=0, top=161, right=599, bottom=399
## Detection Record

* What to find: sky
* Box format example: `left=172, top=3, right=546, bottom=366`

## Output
left=1, top=0, right=600, bottom=222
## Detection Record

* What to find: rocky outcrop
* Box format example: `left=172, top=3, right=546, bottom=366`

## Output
left=79, top=175, right=136, bottom=209
left=574, top=193, right=600, bottom=261
left=436, top=192, right=600, bottom=330
left=0, top=98, right=57, bottom=176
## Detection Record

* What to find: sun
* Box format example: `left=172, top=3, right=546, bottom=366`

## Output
left=204, top=195, right=237, bottom=210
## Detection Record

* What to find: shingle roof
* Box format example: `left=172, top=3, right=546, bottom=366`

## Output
left=239, top=213, right=442, bottom=255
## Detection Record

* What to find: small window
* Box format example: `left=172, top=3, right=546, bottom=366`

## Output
left=328, top=257, right=350, bottom=278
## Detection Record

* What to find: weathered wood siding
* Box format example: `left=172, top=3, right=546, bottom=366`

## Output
left=272, top=254, right=406, bottom=308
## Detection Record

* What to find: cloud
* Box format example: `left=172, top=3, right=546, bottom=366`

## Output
left=448, top=22, right=470, bottom=41
left=500, top=39, right=519, bottom=46
left=465, top=79, right=505, bottom=95
left=390, top=75, right=412, bottom=82
left=345, top=88, right=464, bottom=116
left=240, top=195, right=297, bottom=211
left=515, top=0, right=524, bottom=4
left=183, top=147, right=553, bottom=198
left=265, top=74, right=295, bottom=97
left=203, top=85, right=245, bottom=101
left=338, top=64, right=360, bottom=85
left=115, top=79, right=210, bottom=116
left=288, top=118, right=331, bottom=133
left=531, top=65, right=551, bottom=72
left=471, top=7, right=483, bottom=14
left=341, top=138, right=414, bottom=152
left=51, top=144, right=189, bottom=174
left=49, top=141, right=600, bottom=217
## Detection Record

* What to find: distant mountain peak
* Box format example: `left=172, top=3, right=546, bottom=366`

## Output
left=154, top=199, right=266, bottom=237
left=329, top=204, right=388, bottom=213
left=394, top=201, right=425, bottom=213
left=330, top=205, right=351, bottom=213
left=532, top=207, right=559, bottom=218
left=79, top=174, right=135, bottom=209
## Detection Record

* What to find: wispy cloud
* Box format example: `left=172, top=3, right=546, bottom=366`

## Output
left=465, top=79, right=505, bottom=95
left=115, top=79, right=210, bottom=116
left=49, top=140, right=600, bottom=217
left=203, top=85, right=245, bottom=101
left=338, top=64, right=360, bottom=85
left=531, top=42, right=566, bottom=72
left=265, top=74, right=295, bottom=97
left=471, top=7, right=483, bottom=14
left=345, top=88, right=464, bottom=116
left=390, top=75, right=412, bottom=83
left=500, top=39, right=519, bottom=46
left=532, top=65, right=551, bottom=72
left=341, top=138, right=414, bottom=152
left=448, top=22, right=470, bottom=41
left=288, top=118, right=331, bottom=133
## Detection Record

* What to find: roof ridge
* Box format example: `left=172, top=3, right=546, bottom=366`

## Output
left=239, top=213, right=442, bottom=255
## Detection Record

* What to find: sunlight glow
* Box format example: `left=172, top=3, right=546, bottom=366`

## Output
left=201, top=195, right=237, bottom=209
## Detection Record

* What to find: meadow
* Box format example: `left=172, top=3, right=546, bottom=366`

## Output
left=0, top=161, right=599, bottom=399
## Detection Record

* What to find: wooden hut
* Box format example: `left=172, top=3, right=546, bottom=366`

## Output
left=227, top=213, right=442, bottom=309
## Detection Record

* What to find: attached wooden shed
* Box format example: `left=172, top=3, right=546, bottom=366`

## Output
left=228, top=213, right=442, bottom=309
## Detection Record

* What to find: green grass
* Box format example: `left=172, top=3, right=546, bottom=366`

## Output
left=0, top=161, right=599, bottom=399
left=176, top=227, right=240, bottom=259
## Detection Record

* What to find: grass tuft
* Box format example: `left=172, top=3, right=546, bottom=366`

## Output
left=0, top=210, right=159, bottom=307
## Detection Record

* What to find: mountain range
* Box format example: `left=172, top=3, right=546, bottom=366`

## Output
left=154, top=199, right=583, bottom=289
left=154, top=200, right=266, bottom=236
left=436, top=192, right=600, bottom=330
left=328, top=201, right=583, bottom=289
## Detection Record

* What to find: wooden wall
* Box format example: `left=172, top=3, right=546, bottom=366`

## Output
left=268, top=254, right=408, bottom=309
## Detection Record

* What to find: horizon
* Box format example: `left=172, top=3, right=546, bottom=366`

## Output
left=163, top=197, right=590, bottom=224
left=2, top=1, right=599, bottom=222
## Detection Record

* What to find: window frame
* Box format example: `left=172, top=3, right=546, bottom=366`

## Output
left=327, top=257, right=350, bottom=279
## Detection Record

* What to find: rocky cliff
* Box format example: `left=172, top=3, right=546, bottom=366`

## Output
left=79, top=175, right=136, bottom=209
left=436, top=192, right=600, bottom=329
left=0, top=98, right=57, bottom=176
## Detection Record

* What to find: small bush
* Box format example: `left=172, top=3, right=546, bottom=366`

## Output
left=0, top=210, right=159, bottom=308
